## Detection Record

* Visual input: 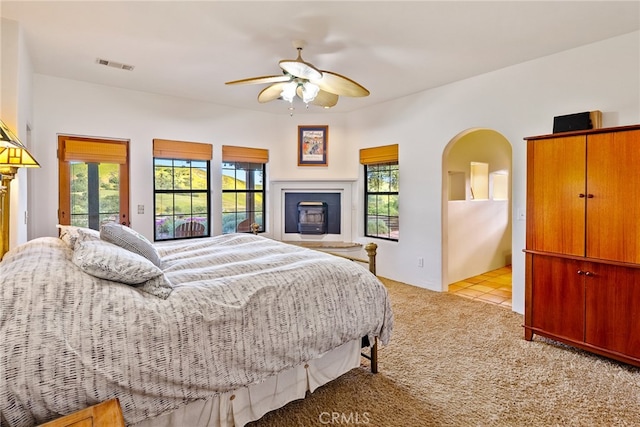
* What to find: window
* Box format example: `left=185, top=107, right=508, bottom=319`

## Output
left=360, top=144, right=399, bottom=241
left=222, top=145, right=268, bottom=234
left=58, top=136, right=129, bottom=230
left=153, top=139, right=212, bottom=241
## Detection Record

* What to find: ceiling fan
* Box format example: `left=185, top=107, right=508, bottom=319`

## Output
left=225, top=40, right=370, bottom=110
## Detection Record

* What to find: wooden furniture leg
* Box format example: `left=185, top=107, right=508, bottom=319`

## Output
left=361, top=336, right=379, bottom=374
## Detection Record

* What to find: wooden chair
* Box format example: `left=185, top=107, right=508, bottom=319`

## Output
left=38, top=398, right=125, bottom=427
left=174, top=221, right=205, bottom=238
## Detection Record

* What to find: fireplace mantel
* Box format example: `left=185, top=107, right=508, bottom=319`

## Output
left=270, top=180, right=357, bottom=242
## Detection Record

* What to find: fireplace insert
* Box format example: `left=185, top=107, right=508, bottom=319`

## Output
left=297, top=201, right=328, bottom=234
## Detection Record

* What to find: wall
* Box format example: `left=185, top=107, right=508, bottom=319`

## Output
left=29, top=75, right=351, bottom=241
left=347, top=31, right=640, bottom=314
left=445, top=129, right=512, bottom=284
left=25, top=31, right=640, bottom=316
left=1, top=17, right=34, bottom=248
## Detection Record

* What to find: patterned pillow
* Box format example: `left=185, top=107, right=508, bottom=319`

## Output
left=73, top=239, right=162, bottom=285
left=57, top=225, right=100, bottom=249
left=100, top=222, right=162, bottom=267
left=135, top=274, right=173, bottom=300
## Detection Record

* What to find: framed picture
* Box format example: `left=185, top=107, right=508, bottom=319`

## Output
left=298, top=125, right=328, bottom=166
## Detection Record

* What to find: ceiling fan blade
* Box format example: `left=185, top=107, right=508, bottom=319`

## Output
left=310, top=89, right=339, bottom=108
left=295, top=86, right=339, bottom=108
left=258, top=82, right=288, bottom=103
left=312, top=70, right=370, bottom=97
left=225, top=75, right=291, bottom=86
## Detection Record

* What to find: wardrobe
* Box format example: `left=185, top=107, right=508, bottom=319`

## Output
left=524, top=124, right=640, bottom=366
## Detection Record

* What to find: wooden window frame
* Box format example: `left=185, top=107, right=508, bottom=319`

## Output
left=58, top=136, right=130, bottom=227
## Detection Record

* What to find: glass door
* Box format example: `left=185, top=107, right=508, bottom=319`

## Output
left=58, top=136, right=130, bottom=229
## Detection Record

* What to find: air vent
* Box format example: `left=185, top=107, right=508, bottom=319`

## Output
left=96, top=58, right=134, bottom=71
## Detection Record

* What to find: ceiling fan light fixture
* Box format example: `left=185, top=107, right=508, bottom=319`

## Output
left=279, top=46, right=323, bottom=81
left=301, top=82, right=320, bottom=103
left=279, top=59, right=323, bottom=81
left=280, top=81, right=297, bottom=103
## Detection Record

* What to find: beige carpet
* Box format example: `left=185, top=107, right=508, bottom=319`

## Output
left=248, top=278, right=640, bottom=426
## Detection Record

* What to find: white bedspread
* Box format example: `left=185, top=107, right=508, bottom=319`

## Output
left=0, top=234, right=393, bottom=427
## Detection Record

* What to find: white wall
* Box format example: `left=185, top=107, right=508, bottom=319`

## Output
left=26, top=31, right=640, bottom=316
left=1, top=17, right=34, bottom=247
left=30, top=76, right=352, bottom=241
left=347, top=31, right=640, bottom=314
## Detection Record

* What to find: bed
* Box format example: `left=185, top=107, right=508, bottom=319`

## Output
left=0, top=225, right=393, bottom=427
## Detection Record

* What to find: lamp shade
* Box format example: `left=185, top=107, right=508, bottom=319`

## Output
left=0, top=120, right=22, bottom=147
left=0, top=145, right=40, bottom=168
left=0, top=120, right=40, bottom=170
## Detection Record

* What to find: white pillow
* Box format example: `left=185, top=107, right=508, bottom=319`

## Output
left=100, top=222, right=162, bottom=267
left=136, top=274, right=173, bottom=300
left=73, top=238, right=163, bottom=285
left=56, top=225, right=100, bottom=249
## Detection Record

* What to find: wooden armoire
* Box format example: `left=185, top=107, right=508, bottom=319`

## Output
left=524, top=124, right=640, bottom=367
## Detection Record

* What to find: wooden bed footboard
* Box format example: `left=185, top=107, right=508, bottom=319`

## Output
left=250, top=224, right=380, bottom=373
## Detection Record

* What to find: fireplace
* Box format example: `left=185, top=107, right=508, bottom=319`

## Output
left=271, top=180, right=355, bottom=242
left=284, top=192, right=341, bottom=235
left=297, top=201, right=328, bottom=234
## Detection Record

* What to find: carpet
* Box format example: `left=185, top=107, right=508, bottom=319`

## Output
left=248, top=278, right=640, bottom=426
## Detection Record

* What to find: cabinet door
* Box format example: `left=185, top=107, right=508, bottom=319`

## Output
left=530, top=255, right=584, bottom=341
left=585, top=262, right=640, bottom=359
left=586, top=129, right=640, bottom=263
left=527, top=136, right=586, bottom=255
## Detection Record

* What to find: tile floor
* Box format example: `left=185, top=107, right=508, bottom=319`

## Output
left=448, top=265, right=512, bottom=309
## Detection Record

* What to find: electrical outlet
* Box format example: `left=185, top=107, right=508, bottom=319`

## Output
left=137, top=204, right=144, bottom=214
left=417, top=257, right=424, bottom=268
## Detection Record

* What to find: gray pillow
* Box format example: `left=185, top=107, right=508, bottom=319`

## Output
left=135, top=274, right=173, bottom=300
left=100, top=222, right=162, bottom=267
left=72, top=238, right=172, bottom=299
left=73, top=239, right=162, bottom=285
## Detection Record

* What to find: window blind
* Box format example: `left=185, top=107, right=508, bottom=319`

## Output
left=153, top=139, right=212, bottom=161
left=359, top=144, right=398, bottom=165
left=60, top=137, right=128, bottom=164
left=222, top=145, right=269, bottom=163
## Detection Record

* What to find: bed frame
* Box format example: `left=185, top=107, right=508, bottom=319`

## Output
left=250, top=223, right=380, bottom=373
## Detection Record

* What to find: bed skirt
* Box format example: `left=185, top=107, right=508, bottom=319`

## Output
left=131, top=339, right=361, bottom=427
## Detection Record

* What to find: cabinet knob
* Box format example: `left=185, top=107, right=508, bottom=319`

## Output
left=585, top=271, right=594, bottom=277
left=579, top=194, right=586, bottom=198
left=587, top=194, right=594, bottom=198
left=577, top=270, right=584, bottom=275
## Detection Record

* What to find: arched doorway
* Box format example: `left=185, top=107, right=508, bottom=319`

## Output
left=441, top=128, right=513, bottom=307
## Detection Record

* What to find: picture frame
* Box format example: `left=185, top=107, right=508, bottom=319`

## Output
left=298, top=125, right=328, bottom=166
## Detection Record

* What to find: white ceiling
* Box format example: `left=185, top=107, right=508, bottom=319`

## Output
left=1, top=1, right=639, bottom=115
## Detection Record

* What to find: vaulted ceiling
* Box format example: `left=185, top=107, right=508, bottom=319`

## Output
left=2, top=1, right=638, bottom=114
